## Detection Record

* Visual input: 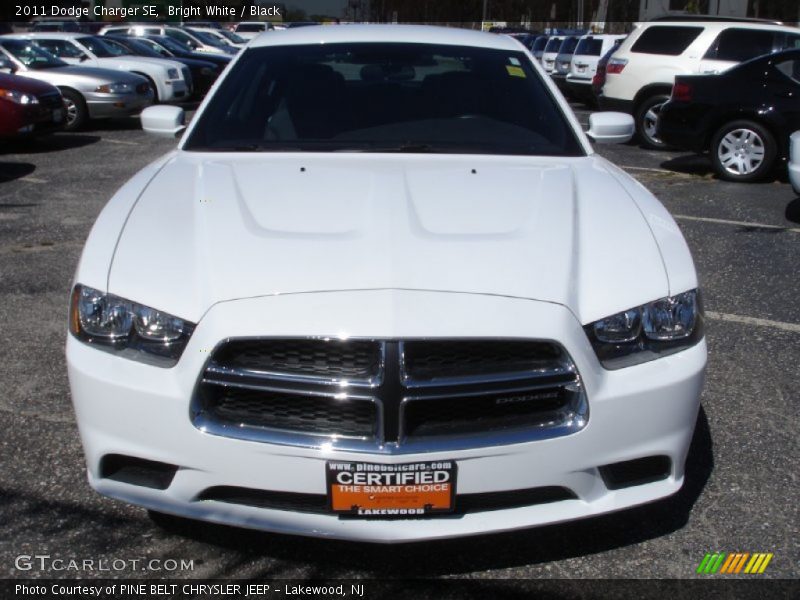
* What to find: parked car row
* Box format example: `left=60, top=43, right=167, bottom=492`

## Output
left=0, top=28, right=233, bottom=135
left=511, top=18, right=800, bottom=186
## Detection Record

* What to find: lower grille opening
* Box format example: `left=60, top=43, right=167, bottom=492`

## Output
left=599, top=455, right=672, bottom=490
left=403, top=387, right=574, bottom=438
left=99, top=454, right=178, bottom=490
left=197, top=487, right=330, bottom=514
left=197, top=485, right=576, bottom=516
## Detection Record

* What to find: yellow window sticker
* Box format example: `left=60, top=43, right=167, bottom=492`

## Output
left=506, top=65, right=526, bottom=78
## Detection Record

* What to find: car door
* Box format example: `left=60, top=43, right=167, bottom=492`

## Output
left=34, top=38, right=97, bottom=67
left=771, top=57, right=800, bottom=137
left=699, top=28, right=777, bottom=74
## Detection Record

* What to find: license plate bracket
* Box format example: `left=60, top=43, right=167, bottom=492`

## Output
left=327, top=460, right=457, bottom=517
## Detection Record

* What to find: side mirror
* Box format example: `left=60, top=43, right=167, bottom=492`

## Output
left=141, top=105, right=186, bottom=138
left=586, top=111, right=635, bottom=144
left=789, top=131, right=800, bottom=195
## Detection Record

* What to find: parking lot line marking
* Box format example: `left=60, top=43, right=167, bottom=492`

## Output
left=19, top=176, right=48, bottom=184
left=103, top=139, right=139, bottom=146
left=674, top=214, right=800, bottom=234
left=620, top=165, right=676, bottom=174
left=706, top=311, right=800, bottom=333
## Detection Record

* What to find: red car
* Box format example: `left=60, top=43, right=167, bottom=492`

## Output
left=0, top=73, right=65, bottom=139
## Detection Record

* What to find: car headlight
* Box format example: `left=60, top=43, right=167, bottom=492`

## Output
left=0, top=89, right=39, bottom=105
left=94, top=82, right=134, bottom=94
left=585, top=290, right=703, bottom=369
left=167, top=68, right=180, bottom=79
left=69, top=284, right=195, bottom=367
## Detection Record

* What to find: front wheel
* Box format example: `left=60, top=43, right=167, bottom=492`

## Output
left=61, top=89, right=88, bottom=132
left=635, top=94, right=670, bottom=150
left=710, top=120, right=777, bottom=182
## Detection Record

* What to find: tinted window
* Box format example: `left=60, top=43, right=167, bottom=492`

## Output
left=544, top=38, right=563, bottom=53
left=705, top=28, right=774, bottom=62
left=776, top=33, right=800, bottom=50
left=79, top=36, right=123, bottom=58
left=185, top=43, right=584, bottom=157
left=575, top=37, right=604, bottom=56
left=34, top=39, right=84, bottom=59
left=532, top=37, right=548, bottom=52
left=558, top=37, right=579, bottom=55
left=775, top=59, right=800, bottom=84
left=0, top=39, right=67, bottom=68
left=630, top=26, right=702, bottom=56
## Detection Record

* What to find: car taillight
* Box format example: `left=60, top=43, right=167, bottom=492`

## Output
left=606, top=58, right=627, bottom=74
left=671, top=82, right=692, bottom=102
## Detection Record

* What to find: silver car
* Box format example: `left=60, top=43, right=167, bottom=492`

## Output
left=0, top=38, right=153, bottom=131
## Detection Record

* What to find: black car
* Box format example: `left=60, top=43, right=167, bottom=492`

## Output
left=658, top=49, right=800, bottom=182
left=140, top=35, right=232, bottom=72
left=104, top=35, right=221, bottom=97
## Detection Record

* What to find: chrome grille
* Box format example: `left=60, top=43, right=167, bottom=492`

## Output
left=193, top=339, right=587, bottom=453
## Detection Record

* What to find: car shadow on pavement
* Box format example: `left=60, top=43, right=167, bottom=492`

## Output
left=785, top=197, right=800, bottom=224
left=660, top=154, right=714, bottom=177
left=0, top=162, right=35, bottom=183
left=6, top=134, right=101, bottom=155
left=151, top=407, right=714, bottom=577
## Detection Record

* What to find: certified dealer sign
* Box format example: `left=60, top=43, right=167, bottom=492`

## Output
left=327, top=461, right=457, bottom=516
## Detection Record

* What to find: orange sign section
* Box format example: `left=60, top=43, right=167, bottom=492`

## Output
left=327, top=461, right=457, bottom=516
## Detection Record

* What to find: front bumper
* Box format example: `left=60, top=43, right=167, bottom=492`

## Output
left=86, top=90, right=154, bottom=119
left=67, top=290, right=706, bottom=542
left=0, top=103, right=64, bottom=138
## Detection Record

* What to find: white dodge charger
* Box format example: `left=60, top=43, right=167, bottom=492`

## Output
left=66, top=25, right=707, bottom=542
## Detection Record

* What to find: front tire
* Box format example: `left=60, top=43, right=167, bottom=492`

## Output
left=710, top=120, right=776, bottom=182
left=60, top=89, right=88, bottom=132
left=635, top=93, right=670, bottom=150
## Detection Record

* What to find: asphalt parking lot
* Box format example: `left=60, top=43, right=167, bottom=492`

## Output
left=1, top=105, right=798, bottom=583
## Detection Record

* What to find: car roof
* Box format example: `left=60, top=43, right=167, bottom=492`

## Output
left=247, top=24, right=524, bottom=51
left=7, top=32, right=89, bottom=40
left=635, top=20, right=797, bottom=32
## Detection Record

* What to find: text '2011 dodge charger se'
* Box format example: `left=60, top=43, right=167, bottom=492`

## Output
left=67, top=26, right=706, bottom=542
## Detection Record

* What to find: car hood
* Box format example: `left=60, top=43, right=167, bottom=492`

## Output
left=97, top=56, right=177, bottom=72
left=0, top=72, right=58, bottom=95
left=108, top=153, right=669, bottom=324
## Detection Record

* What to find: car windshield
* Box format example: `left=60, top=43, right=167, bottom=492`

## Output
left=218, top=30, right=246, bottom=44
left=149, top=36, right=187, bottom=54
left=184, top=42, right=584, bottom=156
left=188, top=29, right=226, bottom=47
left=558, top=37, right=579, bottom=55
left=544, top=38, right=563, bottom=53
left=114, top=37, right=163, bottom=58
left=575, top=37, right=604, bottom=56
left=0, top=39, right=68, bottom=69
left=79, top=36, right=124, bottom=58
left=101, top=38, right=134, bottom=56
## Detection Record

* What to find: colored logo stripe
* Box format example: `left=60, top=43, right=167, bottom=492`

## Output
left=698, top=552, right=773, bottom=574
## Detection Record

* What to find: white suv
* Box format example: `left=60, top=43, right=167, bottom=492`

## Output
left=566, top=34, right=626, bottom=102
left=600, top=18, right=800, bottom=148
